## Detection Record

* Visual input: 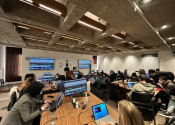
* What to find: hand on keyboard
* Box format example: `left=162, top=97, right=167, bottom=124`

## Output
left=42, top=103, right=50, bottom=110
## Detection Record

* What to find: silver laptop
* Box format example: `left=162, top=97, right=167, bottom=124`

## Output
left=92, top=103, right=117, bottom=125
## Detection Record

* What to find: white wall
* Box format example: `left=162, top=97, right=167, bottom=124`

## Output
left=22, top=48, right=93, bottom=80
left=0, top=44, right=6, bottom=80
left=159, top=50, right=175, bottom=74
left=97, top=53, right=159, bottom=75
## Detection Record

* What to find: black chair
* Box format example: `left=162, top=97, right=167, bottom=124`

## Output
left=108, top=83, right=120, bottom=104
left=0, top=79, right=12, bottom=92
left=90, top=83, right=108, bottom=102
left=131, top=92, right=156, bottom=125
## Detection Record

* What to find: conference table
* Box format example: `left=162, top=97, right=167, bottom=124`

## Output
left=40, top=91, right=119, bottom=125
left=112, top=81, right=160, bottom=96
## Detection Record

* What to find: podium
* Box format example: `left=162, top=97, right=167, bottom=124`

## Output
left=66, top=70, right=79, bottom=79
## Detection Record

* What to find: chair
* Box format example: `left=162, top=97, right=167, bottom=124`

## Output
left=131, top=92, right=156, bottom=125
left=108, top=83, right=120, bottom=104
left=90, top=83, right=108, bottom=102
left=0, top=79, right=12, bottom=92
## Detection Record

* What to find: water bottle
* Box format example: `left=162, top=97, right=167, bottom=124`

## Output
left=84, top=93, right=88, bottom=105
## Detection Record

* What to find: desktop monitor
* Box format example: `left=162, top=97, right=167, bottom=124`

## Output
left=110, top=70, right=114, bottom=74
left=146, top=73, right=150, bottom=78
left=64, top=78, right=87, bottom=96
left=128, top=82, right=137, bottom=88
left=73, top=72, right=79, bottom=78
left=91, top=69, right=95, bottom=73
left=42, top=75, right=54, bottom=82
left=56, top=92, right=62, bottom=108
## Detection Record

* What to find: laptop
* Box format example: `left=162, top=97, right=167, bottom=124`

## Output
left=92, top=103, right=117, bottom=125
left=45, top=92, right=62, bottom=111
left=128, top=82, right=137, bottom=89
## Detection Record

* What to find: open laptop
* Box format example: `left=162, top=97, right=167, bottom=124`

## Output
left=128, top=82, right=137, bottom=89
left=92, top=103, right=117, bottom=125
left=45, top=92, right=62, bottom=111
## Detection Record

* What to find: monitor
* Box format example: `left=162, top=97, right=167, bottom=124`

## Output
left=128, top=82, right=137, bottom=88
left=146, top=73, right=150, bottom=78
left=73, top=72, right=79, bottom=78
left=30, top=57, right=54, bottom=70
left=64, top=78, right=87, bottom=96
left=91, top=69, right=95, bottom=73
left=42, top=75, right=54, bottom=81
left=110, top=70, right=114, bottom=74
left=78, top=60, right=91, bottom=69
left=92, top=103, right=109, bottom=120
left=56, top=92, right=62, bottom=108
left=44, top=72, right=51, bottom=76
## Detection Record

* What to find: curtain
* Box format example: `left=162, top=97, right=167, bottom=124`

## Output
left=6, top=47, right=22, bottom=82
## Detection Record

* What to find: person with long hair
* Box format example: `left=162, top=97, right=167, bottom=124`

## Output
left=19, top=73, right=35, bottom=96
left=3, top=81, right=50, bottom=125
left=100, top=100, right=144, bottom=125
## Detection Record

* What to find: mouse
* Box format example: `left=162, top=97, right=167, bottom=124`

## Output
left=82, top=105, right=86, bottom=109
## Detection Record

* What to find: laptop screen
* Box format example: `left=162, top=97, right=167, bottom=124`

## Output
left=92, top=103, right=109, bottom=120
left=56, top=92, right=62, bottom=108
left=128, top=82, right=137, bottom=88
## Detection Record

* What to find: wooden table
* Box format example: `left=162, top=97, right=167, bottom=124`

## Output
left=112, top=81, right=160, bottom=96
left=40, top=91, right=119, bottom=125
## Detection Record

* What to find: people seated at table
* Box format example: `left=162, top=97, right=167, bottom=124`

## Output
left=3, top=81, right=51, bottom=125
left=155, top=75, right=175, bottom=107
left=19, top=73, right=35, bottom=96
left=93, top=73, right=106, bottom=89
left=128, top=74, right=155, bottom=99
left=147, top=69, right=159, bottom=85
left=100, top=100, right=144, bottom=125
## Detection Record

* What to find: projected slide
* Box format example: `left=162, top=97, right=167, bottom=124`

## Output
left=30, top=57, right=54, bottom=70
left=78, top=60, right=91, bottom=69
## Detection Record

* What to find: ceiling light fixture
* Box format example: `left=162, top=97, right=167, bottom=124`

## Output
left=20, top=0, right=66, bottom=17
left=138, top=0, right=155, bottom=5
left=17, top=25, right=30, bottom=29
left=111, top=35, right=123, bottom=40
left=129, top=42, right=134, bottom=45
left=160, top=25, right=168, bottom=30
left=167, top=37, right=175, bottom=40
left=39, top=4, right=61, bottom=15
left=78, top=20, right=103, bottom=32
left=44, top=31, right=52, bottom=35
left=172, top=44, right=175, bottom=46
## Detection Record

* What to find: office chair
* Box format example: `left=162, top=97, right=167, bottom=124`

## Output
left=0, top=79, right=12, bottom=92
left=90, top=83, right=108, bottom=102
left=108, top=83, right=120, bottom=105
left=131, top=92, right=156, bottom=125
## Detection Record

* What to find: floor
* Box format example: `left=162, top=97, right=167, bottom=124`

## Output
left=0, top=87, right=167, bottom=125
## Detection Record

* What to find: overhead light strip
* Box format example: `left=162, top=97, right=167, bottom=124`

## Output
left=17, top=25, right=30, bottom=29
left=78, top=20, right=103, bottom=32
left=39, top=4, right=62, bottom=16
left=20, top=0, right=62, bottom=16
left=111, top=34, right=123, bottom=40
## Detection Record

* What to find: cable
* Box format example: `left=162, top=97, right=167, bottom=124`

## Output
left=43, top=106, right=75, bottom=125
left=78, top=108, right=96, bottom=125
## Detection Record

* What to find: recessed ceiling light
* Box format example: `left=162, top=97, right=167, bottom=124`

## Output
left=167, top=37, right=175, bottom=40
left=138, top=0, right=155, bottom=5
left=160, top=25, right=169, bottom=30
left=17, top=25, right=30, bottom=29
left=172, top=44, right=175, bottom=46
left=39, top=4, right=62, bottom=15
left=78, top=20, right=103, bottom=31
left=82, top=41, right=85, bottom=43
left=111, top=35, right=123, bottom=40
left=44, top=31, right=52, bottom=35
left=129, top=42, right=134, bottom=45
